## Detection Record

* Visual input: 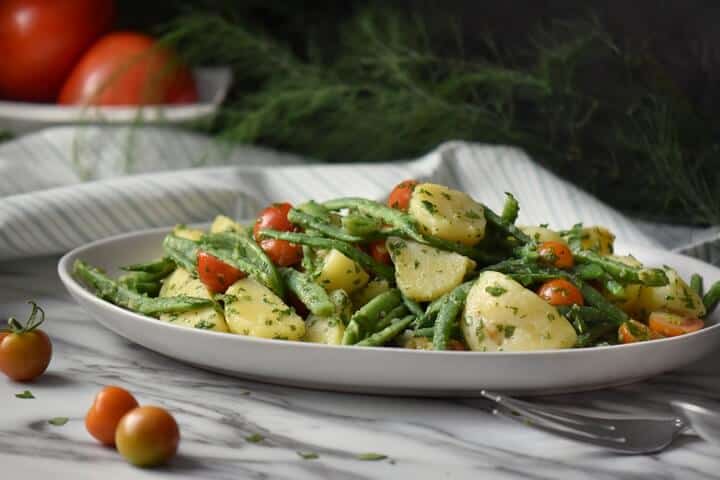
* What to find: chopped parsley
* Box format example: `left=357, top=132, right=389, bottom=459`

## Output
left=465, top=210, right=482, bottom=220
left=440, top=192, right=452, bottom=200
left=15, top=390, right=34, bottom=399
left=356, top=453, right=388, bottom=461
left=297, top=452, right=319, bottom=460
left=485, top=285, right=507, bottom=297
left=497, top=324, right=516, bottom=339
left=194, top=320, right=215, bottom=329
left=245, top=433, right=265, bottom=443
left=48, top=417, right=69, bottom=426
left=421, top=200, right=438, bottom=214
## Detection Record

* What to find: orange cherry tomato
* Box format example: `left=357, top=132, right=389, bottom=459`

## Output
left=619, top=319, right=663, bottom=344
left=253, top=202, right=302, bottom=266
left=648, top=312, right=704, bottom=337
left=447, top=339, right=468, bottom=351
left=387, top=180, right=418, bottom=211
left=197, top=251, right=246, bottom=293
left=115, top=406, right=180, bottom=468
left=0, top=302, right=52, bottom=382
left=537, top=279, right=584, bottom=306
left=59, top=32, right=198, bottom=106
left=368, top=239, right=391, bottom=265
left=538, top=241, right=574, bottom=269
left=85, top=385, right=139, bottom=446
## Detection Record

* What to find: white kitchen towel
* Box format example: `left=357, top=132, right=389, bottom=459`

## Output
left=1, top=126, right=718, bottom=264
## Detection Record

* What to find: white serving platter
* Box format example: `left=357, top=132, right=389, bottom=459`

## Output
left=58, top=226, right=720, bottom=396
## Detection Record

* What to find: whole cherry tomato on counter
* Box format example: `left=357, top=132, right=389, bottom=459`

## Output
left=253, top=203, right=302, bottom=266
left=86, top=385, right=139, bottom=446
left=58, top=32, right=198, bottom=106
left=0, top=0, right=115, bottom=101
left=115, top=406, right=180, bottom=468
left=197, top=251, right=246, bottom=293
left=387, top=180, right=418, bottom=211
left=0, top=301, right=52, bottom=382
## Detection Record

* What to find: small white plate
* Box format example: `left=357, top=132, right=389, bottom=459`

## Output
left=58, top=226, right=720, bottom=396
left=0, top=68, right=232, bottom=135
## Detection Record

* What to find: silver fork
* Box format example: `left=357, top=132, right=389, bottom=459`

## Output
left=480, top=390, right=686, bottom=454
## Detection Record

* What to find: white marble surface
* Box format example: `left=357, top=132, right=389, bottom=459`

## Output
left=2, top=256, right=720, bottom=480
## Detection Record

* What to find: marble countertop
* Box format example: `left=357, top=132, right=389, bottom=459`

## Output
left=2, top=256, right=719, bottom=480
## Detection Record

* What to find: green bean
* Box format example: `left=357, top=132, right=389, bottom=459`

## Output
left=341, top=212, right=383, bottom=236
left=433, top=283, right=472, bottom=350
left=500, top=192, right=519, bottom=225
left=288, top=208, right=364, bottom=243
left=402, top=295, right=424, bottom=319
left=356, top=316, right=414, bottom=347
left=117, top=275, right=162, bottom=297
left=121, top=257, right=175, bottom=274
left=279, top=268, right=334, bottom=316
left=557, top=305, right=609, bottom=325
left=574, top=263, right=605, bottom=280
left=342, top=289, right=403, bottom=345
left=259, top=229, right=395, bottom=281
left=301, top=245, right=316, bottom=276
left=575, top=323, right=617, bottom=348
left=118, top=259, right=176, bottom=297
left=203, top=231, right=284, bottom=296
left=162, top=234, right=199, bottom=273
left=373, top=304, right=410, bottom=331
left=703, top=280, right=720, bottom=316
left=330, top=289, right=353, bottom=325
left=73, top=260, right=213, bottom=316
left=481, top=204, right=533, bottom=245
left=296, top=200, right=330, bottom=217
left=572, top=249, right=668, bottom=286
left=413, top=327, right=435, bottom=337
left=691, top=273, right=704, bottom=297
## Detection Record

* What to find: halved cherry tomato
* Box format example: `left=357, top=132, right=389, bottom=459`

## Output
left=86, top=385, right=139, bottom=446
left=0, top=302, right=52, bottom=382
left=368, top=240, right=391, bottom=265
left=618, top=319, right=663, bottom=344
left=387, top=180, right=418, bottom=211
left=538, top=241, right=574, bottom=269
left=115, top=405, right=179, bottom=468
left=0, top=0, right=115, bottom=101
left=253, top=202, right=302, bottom=266
left=447, top=339, right=468, bottom=351
left=648, top=311, right=704, bottom=337
left=197, top=251, right=246, bottom=293
left=537, top=279, right=584, bottom=306
left=59, top=32, right=198, bottom=106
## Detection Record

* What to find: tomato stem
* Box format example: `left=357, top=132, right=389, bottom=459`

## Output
left=6, top=301, right=45, bottom=334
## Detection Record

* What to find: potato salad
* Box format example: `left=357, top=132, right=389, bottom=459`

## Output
left=74, top=180, right=720, bottom=351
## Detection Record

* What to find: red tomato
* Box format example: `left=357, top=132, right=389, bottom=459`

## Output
left=58, top=32, right=198, bottom=106
left=197, top=251, right=246, bottom=293
left=115, top=406, right=180, bottom=468
left=85, top=386, right=139, bottom=446
left=537, top=279, right=584, bottom=306
left=0, top=302, right=52, bottom=381
left=253, top=203, right=302, bottom=266
left=0, top=0, right=114, bottom=101
left=387, top=180, right=418, bottom=211
left=648, top=312, right=703, bottom=337
left=368, top=240, right=391, bottom=264
left=538, top=241, right=574, bottom=269
left=619, top=319, right=663, bottom=344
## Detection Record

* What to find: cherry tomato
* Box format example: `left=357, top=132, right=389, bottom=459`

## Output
left=387, top=180, right=418, bottom=211
left=447, top=339, right=468, bottom=351
left=115, top=406, right=180, bottom=468
left=58, top=32, right=198, bottom=106
left=538, top=241, right=574, bottom=269
left=368, top=240, right=391, bottom=265
left=0, top=302, right=52, bottom=382
left=85, top=386, right=139, bottom=446
left=648, top=312, right=704, bottom=337
left=537, top=279, right=584, bottom=306
left=0, top=0, right=114, bottom=102
left=619, top=319, right=663, bottom=344
left=253, top=203, right=302, bottom=266
left=197, top=251, right=246, bottom=293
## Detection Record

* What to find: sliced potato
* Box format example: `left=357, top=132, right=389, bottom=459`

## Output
left=158, top=268, right=229, bottom=333
left=408, top=183, right=486, bottom=246
left=316, top=249, right=369, bottom=293
left=304, top=315, right=345, bottom=345
left=572, top=226, right=615, bottom=255
left=462, top=271, right=576, bottom=351
left=387, top=237, right=475, bottom=302
left=397, top=332, right=433, bottom=350
left=173, top=225, right=205, bottom=241
left=210, top=215, right=244, bottom=234
left=519, top=225, right=563, bottom=243
left=225, top=278, right=305, bottom=340
left=350, top=278, right=391, bottom=309
left=635, top=267, right=706, bottom=319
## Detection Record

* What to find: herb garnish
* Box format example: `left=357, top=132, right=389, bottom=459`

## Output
left=297, top=452, right=319, bottom=460
left=485, top=285, right=507, bottom=297
left=48, top=417, right=69, bottom=426
left=15, top=390, right=34, bottom=399
left=421, top=200, right=438, bottom=214
left=245, top=433, right=265, bottom=443
left=357, top=453, right=388, bottom=461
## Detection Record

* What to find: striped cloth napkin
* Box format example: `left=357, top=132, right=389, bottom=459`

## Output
left=1, top=126, right=718, bottom=264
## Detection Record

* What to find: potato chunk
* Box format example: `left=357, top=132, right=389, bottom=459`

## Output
left=210, top=215, right=244, bottom=234
left=304, top=316, right=345, bottom=345
left=387, top=237, right=475, bottom=302
left=462, top=271, right=576, bottom=351
left=408, top=183, right=486, bottom=246
left=173, top=225, right=204, bottom=241
left=635, top=267, right=706, bottom=319
left=316, top=249, right=369, bottom=293
left=159, top=268, right=229, bottom=332
left=604, top=255, right=643, bottom=313
left=350, top=278, right=391, bottom=309
left=564, top=226, right=615, bottom=255
left=224, top=278, right=305, bottom=340
left=519, top=226, right=563, bottom=243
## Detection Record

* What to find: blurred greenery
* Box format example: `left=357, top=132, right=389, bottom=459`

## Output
left=116, top=2, right=720, bottom=226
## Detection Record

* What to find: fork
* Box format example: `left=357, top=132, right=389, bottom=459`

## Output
left=480, top=390, right=686, bottom=454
